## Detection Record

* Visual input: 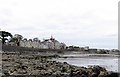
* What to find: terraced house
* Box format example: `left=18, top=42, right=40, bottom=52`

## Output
left=9, top=34, right=66, bottom=49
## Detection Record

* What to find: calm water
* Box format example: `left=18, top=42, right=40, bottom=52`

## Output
left=54, top=54, right=119, bottom=72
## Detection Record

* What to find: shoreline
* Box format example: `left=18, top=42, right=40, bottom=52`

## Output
left=1, top=52, right=120, bottom=77
left=59, top=53, right=120, bottom=58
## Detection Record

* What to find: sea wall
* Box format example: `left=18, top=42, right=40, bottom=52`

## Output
left=2, top=45, right=64, bottom=52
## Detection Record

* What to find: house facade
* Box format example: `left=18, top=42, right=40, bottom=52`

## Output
left=19, top=36, right=66, bottom=49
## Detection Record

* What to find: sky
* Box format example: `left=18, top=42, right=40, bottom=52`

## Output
left=0, top=0, right=119, bottom=49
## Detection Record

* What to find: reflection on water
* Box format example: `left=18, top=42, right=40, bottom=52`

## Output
left=55, top=55, right=119, bottom=72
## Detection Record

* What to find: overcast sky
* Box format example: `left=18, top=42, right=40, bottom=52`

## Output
left=0, top=0, right=119, bottom=49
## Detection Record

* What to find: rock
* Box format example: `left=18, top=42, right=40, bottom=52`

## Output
left=31, top=70, right=41, bottom=75
left=2, top=52, right=119, bottom=77
left=98, top=71, right=107, bottom=77
left=90, top=72, right=98, bottom=77
left=2, top=69, right=10, bottom=76
left=10, top=71, right=18, bottom=75
left=17, top=69, right=27, bottom=74
left=54, top=70, right=61, bottom=75
left=106, top=72, right=119, bottom=77
left=81, top=74, right=88, bottom=77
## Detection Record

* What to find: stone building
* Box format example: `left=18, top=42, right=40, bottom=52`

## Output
left=20, top=39, right=41, bottom=48
left=19, top=36, right=66, bottom=49
left=40, top=36, right=66, bottom=49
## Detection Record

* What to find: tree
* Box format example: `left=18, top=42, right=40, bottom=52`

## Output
left=9, top=37, right=19, bottom=46
left=10, top=34, right=23, bottom=46
left=33, top=38, right=39, bottom=41
left=14, top=34, right=23, bottom=41
left=0, top=31, right=13, bottom=44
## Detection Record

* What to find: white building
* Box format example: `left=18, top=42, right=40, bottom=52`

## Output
left=19, top=36, right=66, bottom=49
left=41, top=37, right=66, bottom=49
left=20, top=39, right=41, bottom=48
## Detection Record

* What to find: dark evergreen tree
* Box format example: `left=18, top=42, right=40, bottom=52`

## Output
left=0, top=31, right=13, bottom=44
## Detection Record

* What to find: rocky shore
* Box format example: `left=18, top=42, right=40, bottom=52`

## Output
left=1, top=52, right=119, bottom=77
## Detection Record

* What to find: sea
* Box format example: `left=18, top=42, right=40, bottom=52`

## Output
left=54, top=54, right=120, bottom=72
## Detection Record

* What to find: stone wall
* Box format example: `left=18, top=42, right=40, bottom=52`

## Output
left=2, top=45, right=65, bottom=53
